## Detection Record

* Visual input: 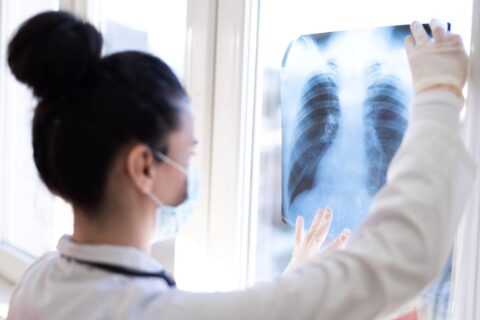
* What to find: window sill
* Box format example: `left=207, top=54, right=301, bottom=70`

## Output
left=0, top=276, right=13, bottom=320
left=0, top=244, right=33, bottom=284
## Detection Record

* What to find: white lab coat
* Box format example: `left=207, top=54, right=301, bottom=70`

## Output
left=7, top=90, right=476, bottom=320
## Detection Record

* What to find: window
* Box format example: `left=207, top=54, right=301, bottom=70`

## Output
left=247, top=0, right=473, bottom=319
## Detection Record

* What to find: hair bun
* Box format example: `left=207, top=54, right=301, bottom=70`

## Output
left=8, top=11, right=102, bottom=99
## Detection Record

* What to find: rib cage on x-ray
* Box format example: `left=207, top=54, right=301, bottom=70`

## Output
left=287, top=64, right=408, bottom=209
left=288, top=71, right=340, bottom=206
left=363, top=64, right=409, bottom=195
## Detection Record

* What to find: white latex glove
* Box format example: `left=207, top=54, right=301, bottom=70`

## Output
left=284, top=208, right=350, bottom=273
left=405, top=19, right=469, bottom=98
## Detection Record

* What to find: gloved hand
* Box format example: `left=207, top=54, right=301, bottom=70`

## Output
left=405, top=19, right=469, bottom=98
left=284, top=208, right=350, bottom=273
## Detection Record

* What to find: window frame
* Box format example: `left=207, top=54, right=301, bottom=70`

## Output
left=451, top=1, right=480, bottom=318
left=171, top=0, right=219, bottom=291
left=193, top=0, right=259, bottom=291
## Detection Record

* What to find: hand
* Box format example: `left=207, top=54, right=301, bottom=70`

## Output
left=405, top=19, right=469, bottom=98
left=284, top=208, right=350, bottom=273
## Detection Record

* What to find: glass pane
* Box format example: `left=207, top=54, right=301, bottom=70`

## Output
left=251, top=0, right=472, bottom=319
left=99, top=0, right=188, bottom=80
left=0, top=0, right=73, bottom=257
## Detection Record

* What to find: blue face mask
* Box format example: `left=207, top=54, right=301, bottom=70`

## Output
left=146, top=152, right=199, bottom=242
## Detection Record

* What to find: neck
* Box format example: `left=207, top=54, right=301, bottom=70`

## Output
left=71, top=206, right=153, bottom=253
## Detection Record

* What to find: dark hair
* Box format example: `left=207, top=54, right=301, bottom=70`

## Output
left=7, top=11, right=187, bottom=212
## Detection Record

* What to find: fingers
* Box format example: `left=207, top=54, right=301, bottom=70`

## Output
left=404, top=35, right=415, bottom=55
left=322, top=229, right=351, bottom=253
left=287, top=210, right=350, bottom=272
left=430, top=19, right=449, bottom=42
left=408, top=19, right=456, bottom=46
left=405, top=19, right=462, bottom=58
left=294, top=215, right=304, bottom=246
left=410, top=21, right=429, bottom=46
left=304, top=208, right=332, bottom=248
left=450, top=33, right=465, bottom=49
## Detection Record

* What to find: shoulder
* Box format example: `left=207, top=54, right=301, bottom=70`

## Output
left=26, top=251, right=59, bottom=273
left=15, top=251, right=59, bottom=285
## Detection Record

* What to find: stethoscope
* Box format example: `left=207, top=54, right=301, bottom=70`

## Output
left=62, top=255, right=176, bottom=288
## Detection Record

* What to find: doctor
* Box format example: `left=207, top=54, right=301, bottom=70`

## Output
left=6, top=11, right=475, bottom=320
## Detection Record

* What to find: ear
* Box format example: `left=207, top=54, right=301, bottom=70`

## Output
left=126, top=144, right=157, bottom=194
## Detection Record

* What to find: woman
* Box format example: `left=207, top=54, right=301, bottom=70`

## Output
left=6, top=11, right=475, bottom=320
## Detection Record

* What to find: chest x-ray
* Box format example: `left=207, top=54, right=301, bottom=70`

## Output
left=281, top=25, right=414, bottom=232
left=281, top=24, right=452, bottom=319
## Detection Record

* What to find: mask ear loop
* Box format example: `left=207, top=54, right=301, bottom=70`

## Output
left=145, top=189, right=164, bottom=207
left=146, top=150, right=187, bottom=207
left=154, top=151, right=188, bottom=175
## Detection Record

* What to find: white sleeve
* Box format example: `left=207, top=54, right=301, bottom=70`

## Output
left=148, top=90, right=476, bottom=320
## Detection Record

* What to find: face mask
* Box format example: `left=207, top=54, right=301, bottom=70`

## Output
left=146, top=152, right=199, bottom=242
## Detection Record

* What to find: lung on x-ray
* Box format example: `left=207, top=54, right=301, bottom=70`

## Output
left=281, top=24, right=441, bottom=235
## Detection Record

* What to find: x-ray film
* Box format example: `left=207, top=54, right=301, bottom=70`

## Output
left=280, top=24, right=450, bottom=232
left=281, top=24, right=451, bottom=319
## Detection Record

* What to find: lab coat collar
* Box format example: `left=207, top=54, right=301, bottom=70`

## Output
left=57, top=235, right=165, bottom=273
